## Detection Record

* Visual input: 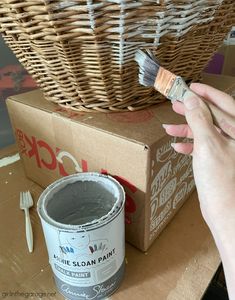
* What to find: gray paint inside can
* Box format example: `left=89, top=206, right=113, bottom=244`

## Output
left=47, top=181, right=117, bottom=225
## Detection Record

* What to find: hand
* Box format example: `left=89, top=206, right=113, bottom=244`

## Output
left=163, top=83, right=235, bottom=225
left=163, top=83, right=235, bottom=299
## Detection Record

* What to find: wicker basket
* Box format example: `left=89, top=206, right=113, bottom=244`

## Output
left=0, top=0, right=234, bottom=112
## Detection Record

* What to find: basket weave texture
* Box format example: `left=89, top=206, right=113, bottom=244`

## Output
left=0, top=0, right=234, bottom=112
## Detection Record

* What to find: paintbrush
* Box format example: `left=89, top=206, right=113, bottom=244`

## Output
left=135, top=49, right=235, bottom=140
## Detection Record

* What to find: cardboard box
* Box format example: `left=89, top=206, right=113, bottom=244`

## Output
left=7, top=90, right=195, bottom=251
left=201, top=73, right=235, bottom=98
left=204, top=44, right=235, bottom=77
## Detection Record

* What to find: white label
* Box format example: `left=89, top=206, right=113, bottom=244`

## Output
left=41, top=210, right=124, bottom=287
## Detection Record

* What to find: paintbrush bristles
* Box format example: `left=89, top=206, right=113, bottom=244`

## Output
left=135, top=49, right=160, bottom=87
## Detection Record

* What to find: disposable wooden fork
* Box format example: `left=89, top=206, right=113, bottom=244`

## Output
left=20, top=191, right=34, bottom=253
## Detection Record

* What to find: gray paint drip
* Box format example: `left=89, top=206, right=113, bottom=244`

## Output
left=37, top=173, right=125, bottom=300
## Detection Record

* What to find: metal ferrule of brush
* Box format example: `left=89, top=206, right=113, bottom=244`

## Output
left=167, top=76, right=190, bottom=102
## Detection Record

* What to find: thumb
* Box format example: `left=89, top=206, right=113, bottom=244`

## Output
left=184, top=95, right=216, bottom=142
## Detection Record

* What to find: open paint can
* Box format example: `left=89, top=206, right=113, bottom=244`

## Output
left=37, top=172, right=125, bottom=300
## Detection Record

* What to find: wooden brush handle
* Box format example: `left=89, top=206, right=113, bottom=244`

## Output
left=183, top=89, right=235, bottom=140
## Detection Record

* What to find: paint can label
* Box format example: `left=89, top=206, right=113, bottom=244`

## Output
left=38, top=173, right=125, bottom=299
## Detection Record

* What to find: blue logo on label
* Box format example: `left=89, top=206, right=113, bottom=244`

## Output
left=60, top=246, right=75, bottom=254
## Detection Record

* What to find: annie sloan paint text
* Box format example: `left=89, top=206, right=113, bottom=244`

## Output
left=54, top=247, right=116, bottom=267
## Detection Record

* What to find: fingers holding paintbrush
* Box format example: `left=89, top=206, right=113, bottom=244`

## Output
left=163, top=94, right=220, bottom=156
left=163, top=93, right=218, bottom=154
left=190, top=83, right=235, bottom=115
left=135, top=49, right=235, bottom=140
left=171, top=86, right=235, bottom=140
left=172, top=83, right=235, bottom=119
left=162, top=124, right=194, bottom=155
left=162, top=124, right=193, bottom=139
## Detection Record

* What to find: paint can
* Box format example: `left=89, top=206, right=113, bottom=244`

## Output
left=37, top=172, right=125, bottom=300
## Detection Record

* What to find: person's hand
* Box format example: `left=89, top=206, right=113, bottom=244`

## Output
left=163, top=83, right=235, bottom=299
left=163, top=83, right=235, bottom=226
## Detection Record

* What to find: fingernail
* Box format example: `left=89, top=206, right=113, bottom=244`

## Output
left=162, top=124, right=168, bottom=129
left=184, top=96, right=199, bottom=110
left=171, top=143, right=176, bottom=148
